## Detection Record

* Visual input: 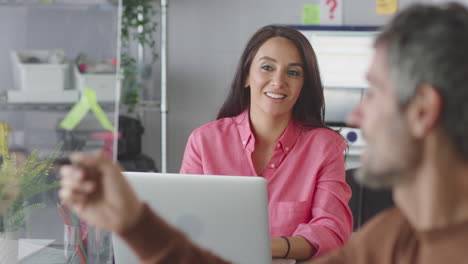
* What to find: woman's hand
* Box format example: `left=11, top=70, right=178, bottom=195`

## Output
left=59, top=151, right=144, bottom=235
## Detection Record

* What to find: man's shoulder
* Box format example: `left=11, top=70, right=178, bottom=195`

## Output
left=350, top=207, right=413, bottom=257
left=313, top=207, right=410, bottom=264
left=358, top=207, right=408, bottom=235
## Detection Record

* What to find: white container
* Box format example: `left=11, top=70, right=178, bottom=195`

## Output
left=11, top=50, right=70, bottom=92
left=73, top=65, right=116, bottom=102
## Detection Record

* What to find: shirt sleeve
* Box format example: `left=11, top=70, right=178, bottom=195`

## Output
left=120, top=204, right=232, bottom=264
left=292, top=139, right=353, bottom=258
left=179, top=129, right=204, bottom=174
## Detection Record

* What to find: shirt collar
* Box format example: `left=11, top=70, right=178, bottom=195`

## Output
left=235, top=109, right=302, bottom=151
left=277, top=119, right=301, bottom=152
left=235, top=109, right=253, bottom=149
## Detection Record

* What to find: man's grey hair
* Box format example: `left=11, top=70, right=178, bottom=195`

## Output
left=375, top=2, right=468, bottom=159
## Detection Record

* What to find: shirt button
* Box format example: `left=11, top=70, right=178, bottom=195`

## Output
left=270, top=164, right=275, bottom=168
left=285, top=147, right=289, bottom=151
left=276, top=143, right=281, bottom=148
left=242, top=140, right=246, bottom=145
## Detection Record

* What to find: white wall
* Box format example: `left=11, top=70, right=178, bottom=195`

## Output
left=141, top=0, right=439, bottom=172
left=0, top=6, right=117, bottom=94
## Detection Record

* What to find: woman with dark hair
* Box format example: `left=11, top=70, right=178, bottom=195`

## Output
left=58, top=27, right=351, bottom=263
left=180, top=25, right=352, bottom=260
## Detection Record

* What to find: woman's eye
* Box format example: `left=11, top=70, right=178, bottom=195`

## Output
left=261, top=65, right=273, bottom=71
left=288, top=70, right=300, bottom=76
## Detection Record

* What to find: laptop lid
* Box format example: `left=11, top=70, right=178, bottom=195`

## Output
left=113, top=172, right=271, bottom=264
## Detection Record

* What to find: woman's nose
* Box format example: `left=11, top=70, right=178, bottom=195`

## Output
left=271, top=72, right=286, bottom=87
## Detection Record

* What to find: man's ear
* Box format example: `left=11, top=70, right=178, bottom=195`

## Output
left=406, top=84, right=442, bottom=139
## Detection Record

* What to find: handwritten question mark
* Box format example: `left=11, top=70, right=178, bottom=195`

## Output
left=326, top=0, right=338, bottom=19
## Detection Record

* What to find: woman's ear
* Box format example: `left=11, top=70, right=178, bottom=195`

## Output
left=244, top=75, right=250, bottom=88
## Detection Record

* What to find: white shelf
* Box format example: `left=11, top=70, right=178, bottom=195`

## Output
left=0, top=100, right=160, bottom=112
left=0, top=102, right=117, bottom=112
left=0, top=0, right=117, bottom=9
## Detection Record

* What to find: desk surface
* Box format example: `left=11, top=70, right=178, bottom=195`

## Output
left=20, top=244, right=65, bottom=264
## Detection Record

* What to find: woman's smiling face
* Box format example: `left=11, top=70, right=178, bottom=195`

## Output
left=245, top=37, right=304, bottom=120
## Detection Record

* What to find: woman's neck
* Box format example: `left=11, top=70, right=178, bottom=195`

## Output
left=249, top=109, right=291, bottom=144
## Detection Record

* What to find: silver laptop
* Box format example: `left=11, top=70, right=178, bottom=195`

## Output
left=113, top=172, right=271, bottom=264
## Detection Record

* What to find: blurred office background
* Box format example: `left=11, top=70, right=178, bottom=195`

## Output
left=155, top=0, right=447, bottom=172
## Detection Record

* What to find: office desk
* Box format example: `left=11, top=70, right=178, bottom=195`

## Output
left=20, top=244, right=65, bottom=264
left=273, top=259, right=297, bottom=264
left=273, top=259, right=312, bottom=264
left=16, top=242, right=113, bottom=264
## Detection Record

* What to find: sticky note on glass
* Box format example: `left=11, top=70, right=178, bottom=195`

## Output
left=377, top=0, right=398, bottom=14
left=59, top=93, right=91, bottom=131
left=302, top=4, right=321, bottom=25
left=60, top=88, right=114, bottom=132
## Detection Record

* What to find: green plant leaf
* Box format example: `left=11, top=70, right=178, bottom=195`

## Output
left=1, top=143, right=62, bottom=232
left=121, top=0, right=159, bottom=114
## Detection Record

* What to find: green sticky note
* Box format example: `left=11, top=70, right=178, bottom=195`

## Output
left=41, top=0, right=53, bottom=5
left=60, top=88, right=114, bottom=132
left=85, top=88, right=114, bottom=131
left=60, top=95, right=91, bottom=131
left=302, top=4, right=321, bottom=25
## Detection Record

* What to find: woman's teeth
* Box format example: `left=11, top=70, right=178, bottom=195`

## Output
left=265, top=92, right=286, bottom=99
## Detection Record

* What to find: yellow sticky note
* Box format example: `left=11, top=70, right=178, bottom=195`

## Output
left=86, top=89, right=114, bottom=131
left=0, top=121, right=10, bottom=156
left=302, top=4, right=321, bottom=25
left=59, top=94, right=91, bottom=131
left=60, top=88, right=114, bottom=132
left=377, top=0, right=398, bottom=15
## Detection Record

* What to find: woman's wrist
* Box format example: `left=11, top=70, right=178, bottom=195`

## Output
left=271, top=235, right=317, bottom=260
left=271, top=236, right=290, bottom=258
left=280, top=236, right=291, bottom=258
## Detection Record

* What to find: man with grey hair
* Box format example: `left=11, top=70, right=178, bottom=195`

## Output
left=58, top=2, right=468, bottom=264
left=314, top=2, right=468, bottom=263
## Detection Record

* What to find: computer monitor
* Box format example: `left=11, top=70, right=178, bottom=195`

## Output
left=291, top=25, right=379, bottom=125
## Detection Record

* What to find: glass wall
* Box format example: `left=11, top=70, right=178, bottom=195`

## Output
left=0, top=1, right=120, bottom=263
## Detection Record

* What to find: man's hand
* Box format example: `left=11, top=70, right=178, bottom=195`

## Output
left=59, top=151, right=144, bottom=235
